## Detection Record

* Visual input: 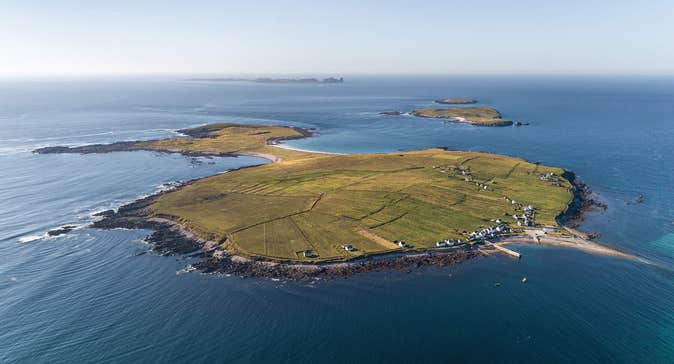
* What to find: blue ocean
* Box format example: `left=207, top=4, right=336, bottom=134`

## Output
left=0, top=76, right=672, bottom=363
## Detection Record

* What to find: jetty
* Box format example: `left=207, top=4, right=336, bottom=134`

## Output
left=491, top=243, right=522, bottom=259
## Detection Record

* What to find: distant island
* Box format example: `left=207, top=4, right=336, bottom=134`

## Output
left=34, top=122, right=631, bottom=279
left=434, top=98, right=477, bottom=104
left=184, top=77, right=344, bottom=84
left=411, top=106, right=513, bottom=126
left=379, top=98, right=518, bottom=127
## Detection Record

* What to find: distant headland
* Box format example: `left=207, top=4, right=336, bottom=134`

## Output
left=183, top=77, right=344, bottom=84
left=434, top=98, right=477, bottom=104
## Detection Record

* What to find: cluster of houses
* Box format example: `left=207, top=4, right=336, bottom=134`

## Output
left=510, top=204, right=537, bottom=227
left=539, top=172, right=565, bottom=187
left=452, top=167, right=492, bottom=190
left=468, top=223, right=510, bottom=242
left=435, top=238, right=464, bottom=247
left=474, top=181, right=489, bottom=191
left=539, top=172, right=559, bottom=182
left=452, top=167, right=473, bottom=182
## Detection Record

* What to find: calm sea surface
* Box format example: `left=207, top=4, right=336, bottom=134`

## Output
left=0, top=76, right=672, bottom=363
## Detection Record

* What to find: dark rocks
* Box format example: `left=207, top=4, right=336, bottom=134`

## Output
left=47, top=225, right=77, bottom=236
left=193, top=249, right=480, bottom=280
left=558, top=170, right=608, bottom=227
left=379, top=111, right=403, bottom=116
left=34, top=141, right=141, bottom=154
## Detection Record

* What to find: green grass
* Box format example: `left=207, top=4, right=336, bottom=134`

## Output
left=411, top=106, right=513, bottom=126
left=142, top=125, right=574, bottom=262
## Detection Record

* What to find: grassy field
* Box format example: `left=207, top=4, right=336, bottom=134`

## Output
left=137, top=123, right=316, bottom=161
left=142, top=123, right=572, bottom=262
left=411, top=106, right=513, bottom=126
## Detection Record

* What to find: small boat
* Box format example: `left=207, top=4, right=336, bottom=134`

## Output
left=522, top=277, right=527, bottom=283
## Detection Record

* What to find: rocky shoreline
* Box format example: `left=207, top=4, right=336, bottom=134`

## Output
left=557, top=170, right=608, bottom=228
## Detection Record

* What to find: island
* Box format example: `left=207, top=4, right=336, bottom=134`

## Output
left=183, top=77, right=344, bottom=84
left=434, top=98, right=477, bottom=104
left=35, top=123, right=633, bottom=278
left=411, top=106, right=513, bottom=127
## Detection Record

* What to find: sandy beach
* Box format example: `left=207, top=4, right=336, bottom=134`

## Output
left=492, top=228, right=640, bottom=261
left=270, top=143, right=347, bottom=156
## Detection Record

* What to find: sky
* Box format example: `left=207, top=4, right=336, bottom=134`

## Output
left=1, top=0, right=673, bottom=77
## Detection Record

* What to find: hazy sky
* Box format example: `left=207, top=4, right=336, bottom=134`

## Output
left=2, top=0, right=673, bottom=76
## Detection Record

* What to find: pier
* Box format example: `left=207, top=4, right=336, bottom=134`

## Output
left=491, top=243, right=521, bottom=259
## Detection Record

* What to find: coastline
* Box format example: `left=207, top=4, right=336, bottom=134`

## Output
left=491, top=229, right=639, bottom=261
left=269, top=143, right=346, bottom=156
left=34, top=122, right=629, bottom=280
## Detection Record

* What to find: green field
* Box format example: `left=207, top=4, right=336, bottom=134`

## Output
left=411, top=106, right=513, bottom=126
left=137, top=123, right=574, bottom=262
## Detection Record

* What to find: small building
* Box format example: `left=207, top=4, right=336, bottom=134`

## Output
left=397, top=241, right=411, bottom=248
left=303, top=250, right=314, bottom=258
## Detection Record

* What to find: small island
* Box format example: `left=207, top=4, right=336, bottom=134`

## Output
left=35, top=123, right=631, bottom=278
left=411, top=106, right=513, bottom=126
left=184, top=77, right=344, bottom=84
left=434, top=98, right=477, bottom=104
left=378, top=111, right=404, bottom=116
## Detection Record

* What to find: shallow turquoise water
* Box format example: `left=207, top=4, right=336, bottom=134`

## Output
left=0, top=76, right=672, bottom=363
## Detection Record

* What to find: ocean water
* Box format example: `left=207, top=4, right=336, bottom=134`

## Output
left=0, top=76, right=672, bottom=363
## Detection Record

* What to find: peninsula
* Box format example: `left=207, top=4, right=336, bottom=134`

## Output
left=411, top=106, right=513, bottom=126
left=35, top=123, right=630, bottom=278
